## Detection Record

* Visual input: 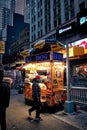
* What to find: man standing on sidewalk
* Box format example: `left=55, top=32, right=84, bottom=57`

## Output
left=0, top=64, right=11, bottom=130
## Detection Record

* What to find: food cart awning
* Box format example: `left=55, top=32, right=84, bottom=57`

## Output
left=20, top=39, right=65, bottom=58
left=34, top=39, right=65, bottom=51
left=20, top=49, right=30, bottom=57
left=20, top=48, right=35, bottom=57
left=51, top=41, right=65, bottom=51
left=34, top=40, right=45, bottom=49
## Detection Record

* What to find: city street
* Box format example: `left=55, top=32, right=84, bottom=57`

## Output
left=3, top=89, right=81, bottom=130
left=0, top=1, right=87, bottom=130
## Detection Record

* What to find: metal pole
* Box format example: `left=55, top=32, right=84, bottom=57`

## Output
left=66, top=43, right=71, bottom=101
left=0, top=54, right=2, bottom=64
left=64, top=43, right=74, bottom=113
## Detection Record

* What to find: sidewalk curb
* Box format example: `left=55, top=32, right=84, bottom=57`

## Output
left=52, top=111, right=84, bottom=130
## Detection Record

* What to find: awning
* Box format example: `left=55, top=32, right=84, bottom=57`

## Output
left=34, top=40, right=45, bottom=49
left=20, top=49, right=30, bottom=57
left=20, top=48, right=36, bottom=57
left=51, top=41, right=65, bottom=51
left=34, top=39, right=65, bottom=51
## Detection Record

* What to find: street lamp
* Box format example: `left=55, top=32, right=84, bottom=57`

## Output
left=64, top=43, right=74, bottom=113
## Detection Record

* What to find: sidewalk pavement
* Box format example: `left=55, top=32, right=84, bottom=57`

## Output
left=53, top=109, right=87, bottom=130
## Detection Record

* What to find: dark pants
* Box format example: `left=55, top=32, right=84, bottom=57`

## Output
left=29, top=99, right=41, bottom=118
left=0, top=107, right=6, bottom=130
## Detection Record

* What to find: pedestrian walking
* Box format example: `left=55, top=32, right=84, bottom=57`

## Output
left=28, top=76, right=41, bottom=121
left=0, top=64, right=12, bottom=130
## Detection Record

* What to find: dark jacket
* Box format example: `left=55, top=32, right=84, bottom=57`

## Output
left=32, top=78, right=40, bottom=101
left=0, top=81, right=10, bottom=108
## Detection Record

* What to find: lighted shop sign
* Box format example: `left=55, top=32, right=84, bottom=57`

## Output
left=26, top=53, right=50, bottom=63
left=80, top=16, right=87, bottom=25
left=69, top=38, right=87, bottom=49
left=59, top=26, right=72, bottom=34
left=0, top=40, right=5, bottom=54
left=36, top=53, right=50, bottom=61
left=25, top=52, right=63, bottom=63
left=64, top=38, right=87, bottom=56
left=53, top=52, right=63, bottom=61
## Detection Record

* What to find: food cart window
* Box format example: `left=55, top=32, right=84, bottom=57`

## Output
left=37, top=70, right=47, bottom=76
left=56, top=71, right=61, bottom=78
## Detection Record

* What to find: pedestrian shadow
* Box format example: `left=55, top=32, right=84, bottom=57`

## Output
left=41, top=104, right=64, bottom=114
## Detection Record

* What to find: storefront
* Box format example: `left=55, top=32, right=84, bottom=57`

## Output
left=62, top=37, right=87, bottom=86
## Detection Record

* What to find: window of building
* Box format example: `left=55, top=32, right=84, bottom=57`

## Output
left=38, top=31, right=40, bottom=37
left=32, top=17, right=33, bottom=23
left=34, top=25, right=36, bottom=30
left=38, top=21, right=40, bottom=27
left=32, top=35, right=33, bottom=41
left=70, top=0, right=75, bottom=18
left=38, top=11, right=40, bottom=17
left=34, top=34, right=36, bottom=40
left=40, top=9, right=42, bottom=16
left=41, top=29, right=42, bottom=36
left=58, top=17, right=61, bottom=25
left=45, top=26, right=47, bottom=33
left=34, top=15, right=36, bottom=21
left=40, top=19, right=43, bottom=26
left=64, top=0, right=69, bottom=21
left=38, top=2, right=40, bottom=8
left=70, top=9, right=75, bottom=18
left=40, top=0, right=42, bottom=5
left=54, top=20, right=57, bottom=28
left=32, top=26, right=33, bottom=32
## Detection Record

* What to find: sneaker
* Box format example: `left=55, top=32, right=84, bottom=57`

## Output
left=34, top=118, right=40, bottom=121
left=28, top=109, right=31, bottom=116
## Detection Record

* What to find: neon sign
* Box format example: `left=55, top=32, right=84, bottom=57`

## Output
left=36, top=53, right=50, bottom=61
left=53, top=52, right=63, bottom=61
left=25, top=52, right=63, bottom=63
left=80, top=16, right=87, bottom=25
left=59, top=26, right=72, bottom=34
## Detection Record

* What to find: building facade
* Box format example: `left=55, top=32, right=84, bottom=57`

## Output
left=0, top=0, right=29, bottom=39
left=9, top=25, right=29, bottom=69
left=29, top=0, right=87, bottom=45
left=28, top=0, right=87, bottom=86
left=15, top=0, right=25, bottom=15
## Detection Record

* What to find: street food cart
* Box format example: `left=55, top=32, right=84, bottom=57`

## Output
left=23, top=40, right=66, bottom=106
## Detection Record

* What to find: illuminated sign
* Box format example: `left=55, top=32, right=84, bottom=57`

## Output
left=53, top=52, right=63, bottom=61
left=57, top=22, right=76, bottom=37
left=80, top=16, right=87, bottom=25
left=63, top=38, right=87, bottom=58
left=36, top=53, right=50, bottom=61
left=25, top=52, right=63, bottom=63
left=69, top=38, right=87, bottom=48
left=0, top=40, right=5, bottom=54
left=26, top=57, right=32, bottom=63
left=26, top=53, right=50, bottom=63
left=59, top=26, right=72, bottom=34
